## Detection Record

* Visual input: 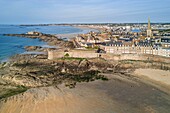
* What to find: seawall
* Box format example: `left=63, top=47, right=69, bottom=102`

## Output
left=48, top=50, right=170, bottom=64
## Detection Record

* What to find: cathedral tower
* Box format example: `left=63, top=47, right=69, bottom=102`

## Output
left=147, top=17, right=153, bottom=38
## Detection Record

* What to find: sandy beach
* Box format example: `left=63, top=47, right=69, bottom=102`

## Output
left=56, top=25, right=99, bottom=39
left=134, top=69, right=170, bottom=86
left=134, top=69, right=170, bottom=94
left=0, top=72, right=170, bottom=113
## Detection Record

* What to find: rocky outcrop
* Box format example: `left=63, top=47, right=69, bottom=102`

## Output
left=1, top=53, right=170, bottom=90
left=25, top=46, right=43, bottom=51
left=4, top=33, right=75, bottom=49
left=0, top=55, right=112, bottom=90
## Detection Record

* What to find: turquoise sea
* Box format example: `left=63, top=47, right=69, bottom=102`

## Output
left=0, top=25, right=84, bottom=62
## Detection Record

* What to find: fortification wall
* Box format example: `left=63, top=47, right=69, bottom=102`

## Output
left=48, top=50, right=99, bottom=60
left=67, top=52, right=99, bottom=58
left=48, top=50, right=170, bottom=63
left=101, top=53, right=170, bottom=63
left=48, top=51, right=65, bottom=59
left=101, top=54, right=146, bottom=61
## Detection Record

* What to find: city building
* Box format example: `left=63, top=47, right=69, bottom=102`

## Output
left=161, top=37, right=170, bottom=48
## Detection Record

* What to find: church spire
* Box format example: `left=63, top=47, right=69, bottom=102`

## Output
left=147, top=17, right=153, bottom=38
left=148, top=17, right=151, bottom=30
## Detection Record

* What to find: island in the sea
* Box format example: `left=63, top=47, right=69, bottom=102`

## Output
left=0, top=21, right=170, bottom=113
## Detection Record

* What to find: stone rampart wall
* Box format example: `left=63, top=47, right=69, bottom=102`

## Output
left=48, top=51, right=99, bottom=60
left=101, top=53, right=170, bottom=63
left=48, top=50, right=170, bottom=63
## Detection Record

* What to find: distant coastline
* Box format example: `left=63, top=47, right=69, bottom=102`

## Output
left=19, top=23, right=170, bottom=26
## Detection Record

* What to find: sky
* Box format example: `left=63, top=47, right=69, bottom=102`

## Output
left=0, top=0, right=170, bottom=24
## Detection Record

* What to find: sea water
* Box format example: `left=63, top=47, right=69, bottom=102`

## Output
left=0, top=25, right=83, bottom=61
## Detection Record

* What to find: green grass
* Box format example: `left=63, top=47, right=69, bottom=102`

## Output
left=64, top=53, right=70, bottom=57
left=0, top=86, right=28, bottom=100
left=85, top=46, right=98, bottom=50
left=56, top=70, right=109, bottom=88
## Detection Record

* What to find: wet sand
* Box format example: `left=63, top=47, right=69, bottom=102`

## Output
left=0, top=73, right=170, bottom=113
left=134, top=69, right=170, bottom=86
left=134, top=69, right=170, bottom=94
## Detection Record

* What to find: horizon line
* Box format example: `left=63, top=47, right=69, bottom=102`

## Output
left=1, top=22, right=170, bottom=25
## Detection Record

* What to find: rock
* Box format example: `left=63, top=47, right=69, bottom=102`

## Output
left=1, top=74, right=43, bottom=87
left=0, top=78, right=7, bottom=85
left=61, top=68, right=66, bottom=73
left=25, top=46, right=42, bottom=51
left=89, top=66, right=99, bottom=71
left=106, top=68, right=114, bottom=72
left=0, top=62, right=10, bottom=68
left=78, top=59, right=89, bottom=68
